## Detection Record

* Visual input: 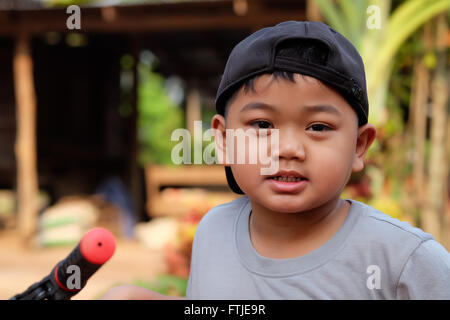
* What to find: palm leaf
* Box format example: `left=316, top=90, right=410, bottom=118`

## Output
left=367, top=0, right=450, bottom=94
left=337, top=0, right=367, bottom=47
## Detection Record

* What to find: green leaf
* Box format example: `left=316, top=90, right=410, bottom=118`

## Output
left=337, top=0, right=366, bottom=46
left=315, top=0, right=349, bottom=38
left=367, top=0, right=450, bottom=93
left=137, top=60, right=184, bottom=166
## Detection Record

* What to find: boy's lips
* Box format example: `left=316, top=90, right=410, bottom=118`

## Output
left=265, top=170, right=308, bottom=193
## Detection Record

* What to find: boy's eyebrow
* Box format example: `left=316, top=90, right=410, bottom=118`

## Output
left=240, top=102, right=279, bottom=114
left=240, top=102, right=341, bottom=116
left=303, top=104, right=342, bottom=116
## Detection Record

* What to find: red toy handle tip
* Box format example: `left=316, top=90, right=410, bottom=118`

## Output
left=80, top=227, right=116, bottom=265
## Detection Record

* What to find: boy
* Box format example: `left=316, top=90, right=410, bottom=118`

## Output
left=102, top=21, right=450, bottom=300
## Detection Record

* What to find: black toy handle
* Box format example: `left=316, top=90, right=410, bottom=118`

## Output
left=10, top=227, right=116, bottom=300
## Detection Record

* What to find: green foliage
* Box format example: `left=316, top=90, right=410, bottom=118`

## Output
left=315, top=0, right=369, bottom=48
left=315, top=0, right=450, bottom=127
left=366, top=0, right=450, bottom=96
left=133, top=274, right=188, bottom=297
left=384, top=29, right=422, bottom=138
left=137, top=58, right=183, bottom=166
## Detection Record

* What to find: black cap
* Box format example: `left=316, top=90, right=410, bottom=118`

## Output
left=216, top=21, right=369, bottom=195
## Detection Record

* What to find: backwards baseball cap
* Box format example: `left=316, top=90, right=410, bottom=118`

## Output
left=215, top=20, right=369, bottom=195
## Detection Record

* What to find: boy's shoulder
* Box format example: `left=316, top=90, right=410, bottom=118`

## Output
left=198, top=195, right=249, bottom=228
left=352, top=199, right=450, bottom=299
left=350, top=198, right=434, bottom=244
left=346, top=198, right=448, bottom=280
left=192, top=196, right=249, bottom=248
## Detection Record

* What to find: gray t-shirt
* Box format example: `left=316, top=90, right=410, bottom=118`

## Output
left=186, top=195, right=450, bottom=299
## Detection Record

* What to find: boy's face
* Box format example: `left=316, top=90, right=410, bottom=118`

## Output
left=212, top=73, right=376, bottom=213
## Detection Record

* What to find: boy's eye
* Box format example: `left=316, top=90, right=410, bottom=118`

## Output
left=308, top=124, right=332, bottom=132
left=251, top=120, right=273, bottom=129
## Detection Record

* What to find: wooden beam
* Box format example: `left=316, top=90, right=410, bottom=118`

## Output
left=13, top=30, right=39, bottom=242
left=0, top=1, right=306, bottom=36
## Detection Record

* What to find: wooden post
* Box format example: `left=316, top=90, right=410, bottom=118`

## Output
left=306, top=0, right=322, bottom=21
left=13, top=31, right=39, bottom=242
left=423, top=14, right=449, bottom=244
left=186, top=87, right=201, bottom=137
left=411, top=23, right=431, bottom=229
left=411, top=59, right=429, bottom=221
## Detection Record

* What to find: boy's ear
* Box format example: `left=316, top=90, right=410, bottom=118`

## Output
left=352, top=123, right=377, bottom=172
left=211, top=114, right=228, bottom=165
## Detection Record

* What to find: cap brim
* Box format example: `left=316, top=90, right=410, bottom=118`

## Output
left=225, top=166, right=245, bottom=194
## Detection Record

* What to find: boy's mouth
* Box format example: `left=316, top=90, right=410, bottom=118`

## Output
left=266, top=170, right=308, bottom=193
left=266, top=170, right=308, bottom=182
left=268, top=176, right=307, bottom=182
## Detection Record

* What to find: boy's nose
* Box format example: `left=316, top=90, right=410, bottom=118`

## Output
left=273, top=130, right=306, bottom=162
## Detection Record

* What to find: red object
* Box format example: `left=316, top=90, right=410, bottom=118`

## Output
left=80, top=227, right=116, bottom=265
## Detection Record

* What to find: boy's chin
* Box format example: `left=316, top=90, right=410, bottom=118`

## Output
left=268, top=202, right=311, bottom=214
left=250, top=193, right=313, bottom=213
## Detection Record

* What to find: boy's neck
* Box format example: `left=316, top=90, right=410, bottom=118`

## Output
left=248, top=197, right=350, bottom=259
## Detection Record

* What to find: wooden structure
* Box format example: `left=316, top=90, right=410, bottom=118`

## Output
left=0, top=0, right=312, bottom=239
left=13, top=31, right=39, bottom=240
left=145, top=164, right=235, bottom=217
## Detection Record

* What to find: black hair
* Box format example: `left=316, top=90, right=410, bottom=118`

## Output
left=223, top=70, right=296, bottom=120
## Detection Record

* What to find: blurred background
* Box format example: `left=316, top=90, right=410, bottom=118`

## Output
left=0, top=0, right=448, bottom=299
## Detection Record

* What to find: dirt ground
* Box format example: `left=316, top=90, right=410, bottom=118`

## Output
left=0, top=229, right=167, bottom=300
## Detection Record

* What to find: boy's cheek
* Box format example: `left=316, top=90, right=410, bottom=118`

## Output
left=225, top=131, right=278, bottom=166
left=231, top=164, right=260, bottom=190
left=212, top=130, right=229, bottom=165
left=314, top=154, right=353, bottom=186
